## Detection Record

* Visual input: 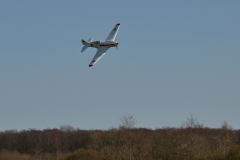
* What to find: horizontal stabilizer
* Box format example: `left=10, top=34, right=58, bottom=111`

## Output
left=88, top=37, right=93, bottom=42
left=81, top=44, right=89, bottom=53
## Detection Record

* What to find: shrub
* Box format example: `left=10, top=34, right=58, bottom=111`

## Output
left=0, top=149, right=31, bottom=160
left=60, top=149, right=112, bottom=160
left=196, top=145, right=240, bottom=160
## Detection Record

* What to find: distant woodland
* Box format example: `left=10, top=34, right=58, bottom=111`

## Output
left=0, top=115, right=240, bottom=160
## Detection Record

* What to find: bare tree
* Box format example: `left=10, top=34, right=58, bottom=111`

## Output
left=181, top=114, right=203, bottom=129
left=219, top=121, right=237, bottom=155
left=119, top=115, right=137, bottom=160
left=119, top=114, right=137, bottom=129
left=59, top=125, right=75, bottom=133
left=181, top=115, right=203, bottom=160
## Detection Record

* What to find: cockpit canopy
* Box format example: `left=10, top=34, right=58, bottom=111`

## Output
left=94, top=41, right=100, bottom=44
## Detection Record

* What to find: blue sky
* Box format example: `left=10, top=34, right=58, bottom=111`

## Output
left=1, top=1, right=240, bottom=131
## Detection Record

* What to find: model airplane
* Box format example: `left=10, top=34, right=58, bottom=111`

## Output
left=81, top=23, right=120, bottom=67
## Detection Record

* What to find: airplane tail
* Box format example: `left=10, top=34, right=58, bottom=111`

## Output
left=81, top=37, right=93, bottom=53
left=81, top=39, right=88, bottom=45
left=87, top=37, right=93, bottom=42
left=81, top=45, right=89, bottom=53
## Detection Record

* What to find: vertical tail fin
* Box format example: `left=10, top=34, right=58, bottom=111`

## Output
left=81, top=37, right=93, bottom=53
left=81, top=39, right=88, bottom=45
left=88, top=37, right=93, bottom=42
left=81, top=37, right=93, bottom=45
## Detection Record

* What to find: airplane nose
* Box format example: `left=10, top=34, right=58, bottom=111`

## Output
left=117, top=42, right=119, bottom=45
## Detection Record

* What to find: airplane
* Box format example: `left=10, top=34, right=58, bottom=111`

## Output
left=81, top=23, right=120, bottom=67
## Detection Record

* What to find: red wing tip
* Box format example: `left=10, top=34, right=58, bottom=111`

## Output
left=117, top=23, right=120, bottom=25
left=89, top=65, right=93, bottom=67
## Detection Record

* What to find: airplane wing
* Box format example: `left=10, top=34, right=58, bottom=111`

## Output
left=89, top=47, right=110, bottom=67
left=105, top=23, right=120, bottom=42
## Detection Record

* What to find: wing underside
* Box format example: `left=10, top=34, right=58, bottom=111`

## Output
left=105, top=23, right=120, bottom=42
left=89, top=47, right=110, bottom=67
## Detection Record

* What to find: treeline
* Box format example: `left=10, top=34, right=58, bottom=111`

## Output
left=0, top=116, right=240, bottom=160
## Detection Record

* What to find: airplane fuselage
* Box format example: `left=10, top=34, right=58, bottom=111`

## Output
left=88, top=41, right=118, bottom=48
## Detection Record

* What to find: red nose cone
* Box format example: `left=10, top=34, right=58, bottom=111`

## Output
left=117, top=23, right=120, bottom=25
left=89, top=65, right=93, bottom=67
left=117, top=42, right=119, bottom=45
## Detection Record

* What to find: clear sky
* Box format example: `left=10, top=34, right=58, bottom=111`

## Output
left=1, top=1, right=240, bottom=131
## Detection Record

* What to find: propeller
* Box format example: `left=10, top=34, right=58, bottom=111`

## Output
left=115, top=38, right=119, bottom=50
